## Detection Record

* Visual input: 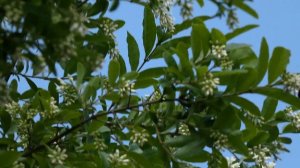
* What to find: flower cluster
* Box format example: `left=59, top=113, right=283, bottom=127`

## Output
left=243, top=109, right=264, bottom=127
left=178, top=123, right=190, bottom=136
left=12, top=161, right=25, bottom=168
left=152, top=0, right=175, bottom=32
left=48, top=145, right=68, bottom=165
left=220, top=57, right=234, bottom=70
left=285, top=106, right=300, bottom=130
left=108, top=149, right=130, bottom=167
left=210, top=131, right=228, bottom=150
left=69, top=8, right=88, bottom=36
left=282, top=72, right=300, bottom=94
left=99, top=19, right=118, bottom=39
left=119, top=80, right=135, bottom=97
left=177, top=0, right=193, bottom=20
left=40, top=97, right=60, bottom=119
left=5, top=101, right=21, bottom=118
left=93, top=137, right=107, bottom=151
left=199, top=73, right=219, bottom=96
left=227, top=10, right=239, bottom=29
left=58, top=83, right=78, bottom=106
left=4, top=1, right=24, bottom=22
left=56, top=35, right=77, bottom=60
left=226, top=157, right=240, bottom=168
left=130, top=129, right=149, bottom=146
left=211, top=44, right=228, bottom=59
left=149, top=90, right=162, bottom=101
left=248, top=145, right=271, bottom=167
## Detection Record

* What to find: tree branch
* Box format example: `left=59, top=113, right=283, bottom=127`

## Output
left=22, top=98, right=180, bottom=157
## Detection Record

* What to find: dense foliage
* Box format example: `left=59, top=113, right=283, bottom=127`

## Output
left=0, top=0, right=300, bottom=167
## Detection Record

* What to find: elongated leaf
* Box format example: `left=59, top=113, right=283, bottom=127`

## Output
left=211, top=28, right=226, bottom=43
left=143, top=6, right=156, bottom=56
left=77, top=62, right=86, bottom=86
left=173, top=43, right=194, bottom=78
left=268, top=47, right=290, bottom=84
left=254, top=87, right=300, bottom=109
left=138, top=67, right=166, bottom=80
left=0, top=151, right=21, bottom=167
left=127, top=32, right=140, bottom=71
left=227, top=96, right=261, bottom=115
left=174, top=141, right=209, bottom=162
left=232, top=0, right=259, bottom=18
left=108, top=59, right=120, bottom=84
left=226, top=24, right=258, bottom=40
left=191, top=23, right=210, bottom=61
left=25, top=77, right=38, bottom=91
left=255, top=38, right=269, bottom=85
left=261, top=97, right=278, bottom=121
left=152, top=36, right=191, bottom=59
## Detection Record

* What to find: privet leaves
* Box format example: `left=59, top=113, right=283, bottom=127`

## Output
left=191, top=22, right=210, bottom=61
left=143, top=6, right=156, bottom=56
left=268, top=47, right=290, bottom=84
left=108, top=59, right=120, bottom=84
left=127, top=32, right=140, bottom=71
left=255, top=38, right=269, bottom=85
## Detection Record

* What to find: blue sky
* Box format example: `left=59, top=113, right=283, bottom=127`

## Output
left=107, top=0, right=300, bottom=167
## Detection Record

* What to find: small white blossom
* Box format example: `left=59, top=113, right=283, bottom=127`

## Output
left=178, top=123, right=190, bottom=136
left=226, top=157, right=240, bottom=168
left=248, top=145, right=270, bottom=167
left=40, top=97, right=60, bottom=118
left=130, top=129, right=149, bottom=146
left=48, top=145, right=68, bottom=165
left=282, top=72, right=300, bottom=94
left=109, top=48, right=120, bottom=59
left=211, top=44, right=227, bottom=59
left=210, top=131, right=228, bottom=150
left=152, top=0, right=175, bottom=32
left=199, top=73, right=219, bottom=96
left=108, top=149, right=130, bottom=167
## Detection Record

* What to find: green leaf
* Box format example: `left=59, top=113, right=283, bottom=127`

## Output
left=232, top=0, right=259, bottom=18
left=77, top=62, right=86, bottom=86
left=25, top=77, right=38, bottom=91
left=108, top=59, right=120, bottom=84
left=109, top=0, right=120, bottom=11
left=227, top=96, right=261, bottom=115
left=143, top=6, right=156, bottom=56
left=225, top=24, right=258, bottom=40
left=174, top=141, right=209, bottom=162
left=261, top=97, right=278, bottom=121
left=0, top=151, right=21, bottom=167
left=254, top=87, right=300, bottom=109
left=197, top=0, right=204, bottom=7
left=248, top=131, right=269, bottom=146
left=173, top=43, right=194, bottom=78
left=165, top=135, right=196, bottom=147
left=87, top=0, right=109, bottom=17
left=138, top=67, right=166, bottom=80
left=268, top=47, right=290, bottom=84
left=255, top=38, right=269, bottom=85
left=211, top=28, right=226, bottom=43
left=191, top=23, right=210, bottom=61
left=135, top=78, right=158, bottom=89
left=0, top=111, right=11, bottom=135
left=127, top=32, right=140, bottom=71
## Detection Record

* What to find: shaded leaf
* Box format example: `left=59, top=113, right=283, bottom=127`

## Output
left=268, top=47, right=290, bottom=84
